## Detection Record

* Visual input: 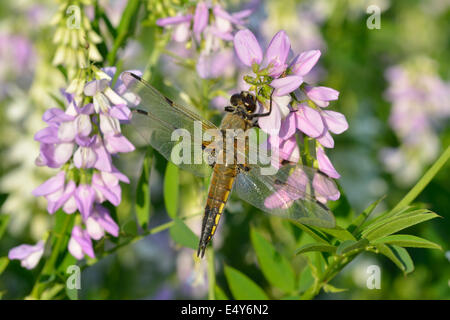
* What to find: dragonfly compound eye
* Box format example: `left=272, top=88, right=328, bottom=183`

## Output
left=230, top=93, right=242, bottom=106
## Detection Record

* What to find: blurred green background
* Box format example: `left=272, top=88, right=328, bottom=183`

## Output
left=0, top=0, right=449, bottom=299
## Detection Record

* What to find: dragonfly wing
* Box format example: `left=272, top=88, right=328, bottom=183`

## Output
left=234, top=163, right=336, bottom=228
left=122, top=72, right=217, bottom=177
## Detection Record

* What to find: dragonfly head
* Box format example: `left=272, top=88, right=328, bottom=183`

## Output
left=230, top=91, right=257, bottom=115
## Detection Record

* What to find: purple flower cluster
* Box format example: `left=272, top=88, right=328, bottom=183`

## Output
left=381, top=62, right=450, bottom=185
left=157, top=1, right=251, bottom=79
left=234, top=29, right=348, bottom=203
left=23, top=68, right=138, bottom=261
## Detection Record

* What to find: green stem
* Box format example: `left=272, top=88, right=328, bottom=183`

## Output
left=207, top=248, right=216, bottom=300
left=390, top=145, right=450, bottom=214
left=106, top=0, right=141, bottom=65
left=30, top=214, right=75, bottom=299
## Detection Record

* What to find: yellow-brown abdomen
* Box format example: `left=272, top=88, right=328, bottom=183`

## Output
left=197, top=164, right=237, bottom=257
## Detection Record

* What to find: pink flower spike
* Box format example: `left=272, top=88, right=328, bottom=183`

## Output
left=8, top=241, right=44, bottom=270
left=271, top=75, right=303, bottom=96
left=290, top=50, right=321, bottom=76
left=295, top=104, right=324, bottom=138
left=316, top=147, right=340, bottom=179
left=233, top=29, right=263, bottom=67
left=193, top=2, right=209, bottom=37
left=306, top=86, right=339, bottom=108
left=321, top=110, right=348, bottom=134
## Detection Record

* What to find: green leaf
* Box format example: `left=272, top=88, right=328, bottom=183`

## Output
left=250, top=229, right=296, bottom=293
left=336, top=239, right=369, bottom=256
left=323, top=283, right=347, bottom=293
left=40, top=284, right=64, bottom=300
left=214, top=285, right=228, bottom=300
left=169, top=218, right=197, bottom=250
left=0, top=257, right=9, bottom=276
left=291, top=222, right=330, bottom=244
left=372, top=235, right=442, bottom=250
left=136, top=153, right=152, bottom=229
left=348, top=196, right=385, bottom=235
left=376, top=244, right=414, bottom=274
left=319, top=226, right=356, bottom=241
left=363, top=210, right=440, bottom=241
left=122, top=220, right=138, bottom=236
left=164, top=162, right=179, bottom=219
left=298, top=265, right=314, bottom=293
left=295, top=243, right=336, bottom=255
left=224, top=265, right=268, bottom=300
left=0, top=214, right=10, bottom=239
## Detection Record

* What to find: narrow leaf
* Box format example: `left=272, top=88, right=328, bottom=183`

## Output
left=336, top=239, right=369, bottom=256
left=215, top=285, right=228, bottom=300
left=169, top=218, right=197, bottom=250
left=0, top=215, right=10, bottom=239
left=364, top=210, right=439, bottom=241
left=348, top=196, right=385, bottom=235
left=164, top=162, right=179, bottom=219
left=391, top=245, right=414, bottom=274
left=224, top=265, right=268, bottom=300
left=296, top=243, right=336, bottom=255
left=250, top=229, right=296, bottom=293
left=0, top=257, right=9, bottom=276
left=372, top=234, right=441, bottom=250
left=376, top=243, right=414, bottom=274
left=320, top=226, right=356, bottom=241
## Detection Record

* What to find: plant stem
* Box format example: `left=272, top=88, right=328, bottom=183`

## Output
left=390, top=145, right=450, bottom=214
left=207, top=248, right=216, bottom=300
left=30, top=213, right=75, bottom=299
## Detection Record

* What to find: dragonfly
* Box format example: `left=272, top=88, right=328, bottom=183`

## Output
left=122, top=72, right=336, bottom=258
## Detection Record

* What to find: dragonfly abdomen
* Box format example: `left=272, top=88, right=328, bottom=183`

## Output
left=197, top=164, right=237, bottom=258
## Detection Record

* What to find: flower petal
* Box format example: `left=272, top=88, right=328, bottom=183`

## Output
left=295, top=104, right=324, bottom=138
left=193, top=2, right=208, bottom=37
left=316, top=147, right=340, bottom=179
left=322, top=110, right=348, bottom=134
left=32, top=171, right=65, bottom=197
left=313, top=173, right=340, bottom=203
left=317, top=130, right=334, bottom=148
left=306, top=86, right=339, bottom=107
left=279, top=112, right=297, bottom=140
left=233, top=29, right=263, bottom=67
left=271, top=75, right=303, bottom=96
left=290, top=50, right=321, bottom=76
left=156, top=14, right=192, bottom=26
